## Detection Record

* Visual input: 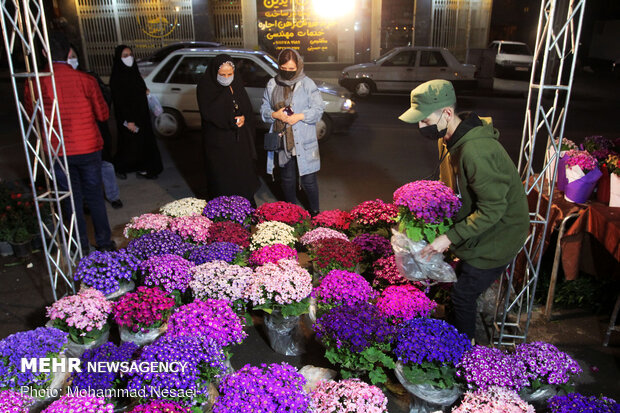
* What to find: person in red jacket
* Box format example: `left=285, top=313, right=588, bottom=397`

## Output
left=24, top=32, right=114, bottom=253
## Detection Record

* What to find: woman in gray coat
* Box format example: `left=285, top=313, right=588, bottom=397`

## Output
left=260, top=48, right=325, bottom=215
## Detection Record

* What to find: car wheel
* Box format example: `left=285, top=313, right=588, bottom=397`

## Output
left=354, top=79, right=373, bottom=98
left=316, top=114, right=332, bottom=142
left=154, top=108, right=184, bottom=139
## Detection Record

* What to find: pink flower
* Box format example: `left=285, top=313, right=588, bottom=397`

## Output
left=376, top=285, right=437, bottom=323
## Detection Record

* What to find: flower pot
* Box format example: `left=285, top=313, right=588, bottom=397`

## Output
left=10, top=239, right=31, bottom=257
left=263, top=310, right=306, bottom=356
left=596, top=164, right=611, bottom=204
left=564, top=165, right=602, bottom=204
left=105, top=280, right=135, bottom=301
left=119, top=323, right=167, bottom=347
left=519, top=385, right=558, bottom=412
left=610, top=173, right=620, bottom=208
left=394, top=362, right=461, bottom=413
left=0, top=240, right=13, bottom=257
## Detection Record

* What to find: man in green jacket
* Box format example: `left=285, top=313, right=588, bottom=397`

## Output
left=399, top=79, right=529, bottom=340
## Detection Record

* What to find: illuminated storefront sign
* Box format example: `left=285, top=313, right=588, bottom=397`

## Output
left=257, top=0, right=338, bottom=62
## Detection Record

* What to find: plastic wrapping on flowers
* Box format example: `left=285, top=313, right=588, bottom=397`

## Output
left=263, top=309, right=306, bottom=356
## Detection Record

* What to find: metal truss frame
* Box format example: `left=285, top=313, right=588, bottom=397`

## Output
left=1, top=0, right=81, bottom=300
left=492, top=0, right=587, bottom=346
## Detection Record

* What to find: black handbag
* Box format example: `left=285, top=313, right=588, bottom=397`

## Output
left=264, top=131, right=283, bottom=151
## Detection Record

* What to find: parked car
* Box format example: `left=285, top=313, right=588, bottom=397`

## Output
left=144, top=48, right=356, bottom=141
left=338, top=46, right=476, bottom=98
left=488, top=40, right=534, bottom=80
left=137, top=41, right=222, bottom=76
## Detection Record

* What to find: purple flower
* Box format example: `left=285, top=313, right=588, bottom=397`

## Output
left=203, top=195, right=254, bottom=227
left=547, top=393, right=620, bottom=412
left=71, top=342, right=138, bottom=391
left=187, top=242, right=242, bottom=265
left=140, top=254, right=194, bottom=294
left=129, top=400, right=190, bottom=412
left=513, top=341, right=582, bottom=386
left=213, top=363, right=310, bottom=413
left=393, top=180, right=461, bottom=224
left=352, top=233, right=394, bottom=261
left=42, top=394, right=113, bottom=412
left=457, top=345, right=530, bottom=391
left=74, top=249, right=141, bottom=295
left=377, top=285, right=438, bottom=323
left=126, top=230, right=194, bottom=260
left=311, top=269, right=376, bottom=307
left=0, top=390, right=34, bottom=412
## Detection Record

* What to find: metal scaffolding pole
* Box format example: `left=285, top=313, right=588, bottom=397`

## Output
left=0, top=0, right=81, bottom=300
left=492, top=0, right=587, bottom=346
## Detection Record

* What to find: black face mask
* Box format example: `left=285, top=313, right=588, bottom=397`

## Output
left=279, top=69, right=296, bottom=81
left=419, top=113, right=447, bottom=140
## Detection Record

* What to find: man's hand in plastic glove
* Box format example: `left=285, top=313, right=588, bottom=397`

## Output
left=420, top=234, right=452, bottom=260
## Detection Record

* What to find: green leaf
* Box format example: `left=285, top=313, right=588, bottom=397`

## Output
left=361, top=347, right=383, bottom=363
left=368, top=367, right=387, bottom=385
left=281, top=298, right=310, bottom=318
left=406, top=226, right=423, bottom=242
left=423, top=227, right=437, bottom=243
left=253, top=302, right=273, bottom=314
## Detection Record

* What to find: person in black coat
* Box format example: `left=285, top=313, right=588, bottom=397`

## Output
left=196, top=54, right=259, bottom=204
left=110, top=44, right=163, bottom=179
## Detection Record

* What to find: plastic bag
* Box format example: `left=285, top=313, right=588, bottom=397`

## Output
left=263, top=310, right=306, bottom=356
left=120, top=324, right=166, bottom=346
left=106, top=280, right=135, bottom=301
left=519, top=385, right=558, bottom=412
left=147, top=93, right=163, bottom=117
left=391, top=230, right=457, bottom=283
left=26, top=353, right=71, bottom=411
left=65, top=328, right=110, bottom=358
left=299, top=365, right=337, bottom=392
left=395, top=362, right=461, bottom=413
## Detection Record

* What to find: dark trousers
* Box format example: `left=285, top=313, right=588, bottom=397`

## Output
left=54, top=151, right=112, bottom=250
left=280, top=157, right=320, bottom=213
left=452, top=261, right=507, bottom=340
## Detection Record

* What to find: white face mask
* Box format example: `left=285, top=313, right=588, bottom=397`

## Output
left=67, top=58, right=79, bottom=70
left=217, top=74, right=234, bottom=87
left=121, top=56, right=134, bottom=67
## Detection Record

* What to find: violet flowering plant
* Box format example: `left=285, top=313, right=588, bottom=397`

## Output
left=563, top=149, right=598, bottom=173
left=311, top=209, right=353, bottom=231
left=376, top=285, right=437, bottom=323
left=126, top=230, right=194, bottom=260
left=74, top=249, right=141, bottom=296
left=113, top=286, right=175, bottom=333
left=129, top=400, right=190, bottom=413
left=512, top=341, right=582, bottom=392
left=166, top=299, right=247, bottom=350
left=352, top=233, right=394, bottom=263
left=168, top=215, right=212, bottom=244
left=310, top=378, right=388, bottom=413
left=206, top=221, right=251, bottom=248
left=244, top=259, right=313, bottom=317
left=123, top=213, right=171, bottom=239
left=452, top=387, right=535, bottom=413
left=213, top=363, right=310, bottom=413
left=47, top=288, right=113, bottom=344
left=126, top=335, right=228, bottom=407
left=311, top=269, right=376, bottom=312
left=314, top=303, right=396, bottom=385
left=249, top=243, right=298, bottom=266
left=393, top=180, right=461, bottom=243
left=349, top=199, right=398, bottom=234
left=70, top=342, right=138, bottom=393
left=547, top=393, right=620, bottom=413
left=250, top=221, right=297, bottom=250
left=187, top=242, right=244, bottom=266
left=393, top=317, right=471, bottom=389
left=202, top=195, right=254, bottom=227
left=254, top=201, right=311, bottom=236
left=160, top=197, right=207, bottom=217
left=189, top=260, right=253, bottom=316
left=140, top=254, right=194, bottom=300
left=299, top=227, right=349, bottom=248
left=583, top=135, right=614, bottom=163
left=0, top=327, right=68, bottom=390
left=456, top=345, right=529, bottom=392
left=42, top=394, right=113, bottom=413
left=0, top=390, right=34, bottom=412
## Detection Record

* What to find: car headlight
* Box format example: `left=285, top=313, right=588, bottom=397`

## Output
left=341, top=98, right=354, bottom=111
left=341, top=71, right=349, bottom=78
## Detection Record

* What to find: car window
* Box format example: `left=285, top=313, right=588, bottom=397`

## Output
left=384, top=51, right=414, bottom=67
left=233, top=57, right=272, bottom=88
left=499, top=43, right=531, bottom=55
left=489, top=43, right=499, bottom=52
left=419, top=51, right=447, bottom=67
left=152, top=55, right=182, bottom=83
left=168, top=56, right=213, bottom=85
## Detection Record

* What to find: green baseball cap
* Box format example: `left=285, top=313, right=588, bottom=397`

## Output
left=399, top=79, right=456, bottom=123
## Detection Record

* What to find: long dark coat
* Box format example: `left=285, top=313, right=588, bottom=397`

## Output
left=110, top=45, right=163, bottom=176
left=196, top=54, right=258, bottom=201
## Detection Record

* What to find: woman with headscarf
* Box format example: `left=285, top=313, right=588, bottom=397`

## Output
left=260, top=48, right=325, bottom=216
left=196, top=54, right=259, bottom=203
left=110, top=45, right=163, bottom=179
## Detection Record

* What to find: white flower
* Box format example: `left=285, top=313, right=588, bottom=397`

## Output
left=250, top=221, right=296, bottom=251
left=160, top=197, right=207, bottom=217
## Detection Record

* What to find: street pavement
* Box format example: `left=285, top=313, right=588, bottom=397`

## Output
left=0, top=68, right=619, bottom=411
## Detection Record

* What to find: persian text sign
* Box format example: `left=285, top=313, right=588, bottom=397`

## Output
left=257, top=0, right=337, bottom=62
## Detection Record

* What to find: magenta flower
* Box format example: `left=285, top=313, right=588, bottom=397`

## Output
left=249, top=243, right=298, bottom=266
left=376, top=285, right=437, bottom=323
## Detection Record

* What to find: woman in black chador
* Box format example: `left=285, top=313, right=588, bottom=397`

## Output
left=110, top=44, right=163, bottom=179
left=196, top=54, right=259, bottom=204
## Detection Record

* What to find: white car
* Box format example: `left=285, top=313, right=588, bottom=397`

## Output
left=338, top=46, right=477, bottom=97
left=489, top=40, right=534, bottom=80
left=144, top=48, right=357, bottom=141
